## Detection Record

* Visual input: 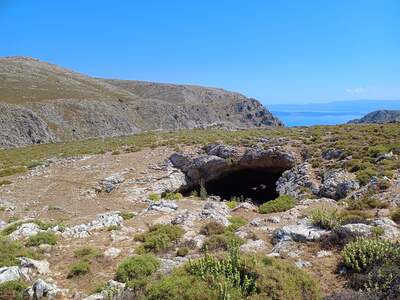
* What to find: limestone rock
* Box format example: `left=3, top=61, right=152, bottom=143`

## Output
left=100, top=173, right=125, bottom=193
left=240, top=240, right=266, bottom=252
left=200, top=201, right=230, bottom=226
left=0, top=266, right=21, bottom=283
left=19, top=257, right=50, bottom=275
left=104, top=247, right=121, bottom=259
left=147, top=200, right=178, bottom=213
left=319, top=169, right=360, bottom=199
left=274, top=219, right=330, bottom=242
left=26, top=279, right=67, bottom=299
left=9, top=222, right=42, bottom=240
left=276, top=163, right=320, bottom=198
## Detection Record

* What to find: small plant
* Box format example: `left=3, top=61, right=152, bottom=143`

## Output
left=188, top=241, right=257, bottom=297
left=0, top=166, right=27, bottom=178
left=200, top=221, right=225, bottom=236
left=310, top=209, right=342, bottom=230
left=135, top=224, right=184, bottom=253
left=119, top=211, right=135, bottom=220
left=107, top=225, right=121, bottom=231
left=0, top=280, right=28, bottom=300
left=74, top=246, right=102, bottom=261
left=226, top=200, right=238, bottom=209
left=199, top=180, right=208, bottom=200
left=0, top=237, right=38, bottom=267
left=342, top=238, right=400, bottom=272
left=163, top=192, right=183, bottom=200
left=176, top=247, right=190, bottom=257
left=0, top=180, right=12, bottom=187
left=67, top=261, right=91, bottom=278
left=148, top=193, right=160, bottom=202
left=371, top=226, right=384, bottom=237
left=227, top=216, right=247, bottom=232
left=390, top=208, right=400, bottom=224
left=259, top=195, right=296, bottom=214
left=26, top=232, right=57, bottom=246
left=115, top=254, right=160, bottom=283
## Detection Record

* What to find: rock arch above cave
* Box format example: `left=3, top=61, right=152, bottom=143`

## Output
left=170, top=144, right=299, bottom=204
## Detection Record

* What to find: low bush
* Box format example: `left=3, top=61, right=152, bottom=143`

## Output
left=0, top=280, right=28, bottom=300
left=390, top=208, right=400, bottom=224
left=106, top=225, right=121, bottom=231
left=201, top=232, right=244, bottom=252
left=259, top=195, right=295, bottom=214
left=0, top=166, right=27, bottom=178
left=119, top=211, right=135, bottom=220
left=347, top=197, right=389, bottom=210
left=227, top=216, right=247, bottom=232
left=176, top=247, right=189, bottom=257
left=67, top=261, right=91, bottom=278
left=148, top=193, right=160, bottom=201
left=1, top=219, right=54, bottom=236
left=164, top=192, right=183, bottom=200
left=342, top=238, right=400, bottom=272
left=0, top=237, right=38, bottom=267
left=146, top=242, right=321, bottom=300
left=226, top=200, right=238, bottom=209
left=310, top=209, right=341, bottom=229
left=0, top=180, right=12, bottom=187
left=319, top=227, right=362, bottom=250
left=74, top=246, right=102, bottom=261
left=199, top=221, right=225, bottom=236
left=135, top=224, right=184, bottom=253
left=115, top=254, right=160, bottom=283
left=26, top=232, right=57, bottom=247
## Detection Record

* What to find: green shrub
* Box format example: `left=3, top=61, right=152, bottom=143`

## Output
left=0, top=280, right=28, bottom=300
left=199, top=221, right=225, bottom=236
left=119, top=211, right=135, bottom=220
left=226, top=200, right=238, bottom=209
left=0, top=180, right=12, bottom=187
left=145, top=272, right=225, bottom=300
left=115, top=254, right=160, bottom=283
left=0, top=237, right=38, bottom=267
left=342, top=238, right=400, bottom=272
left=67, top=261, right=91, bottom=278
left=176, top=247, right=189, bottom=257
left=0, top=166, right=27, bottom=178
left=148, top=193, right=160, bottom=201
left=164, top=192, right=183, bottom=200
left=106, top=225, right=121, bottom=231
left=339, top=210, right=372, bottom=225
left=74, top=246, right=102, bottom=261
left=259, top=195, right=296, bottom=214
left=390, top=209, right=400, bottom=224
left=227, top=216, right=247, bottom=232
left=348, top=197, right=389, bottom=210
left=135, top=224, right=184, bottom=253
left=309, top=209, right=341, bottom=229
left=26, top=232, right=57, bottom=246
left=371, top=226, right=384, bottom=237
left=147, top=242, right=321, bottom=300
left=201, top=232, right=244, bottom=252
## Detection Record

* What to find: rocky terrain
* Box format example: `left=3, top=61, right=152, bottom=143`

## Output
left=348, top=109, right=400, bottom=124
left=0, top=125, right=399, bottom=299
left=0, top=56, right=282, bottom=148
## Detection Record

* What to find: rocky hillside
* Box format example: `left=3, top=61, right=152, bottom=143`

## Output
left=348, top=109, right=400, bottom=124
left=0, top=125, right=399, bottom=299
left=0, top=56, right=282, bottom=148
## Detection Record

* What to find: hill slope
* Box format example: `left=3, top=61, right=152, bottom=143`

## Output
left=0, top=56, right=282, bottom=148
left=348, top=110, right=400, bottom=124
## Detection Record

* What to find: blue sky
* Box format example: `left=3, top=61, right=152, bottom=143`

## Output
left=0, top=0, right=399, bottom=104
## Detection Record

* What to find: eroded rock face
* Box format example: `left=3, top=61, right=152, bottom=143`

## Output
left=319, top=170, right=360, bottom=200
left=274, top=219, right=330, bottom=242
left=0, top=102, right=56, bottom=148
left=26, top=279, right=67, bottom=299
left=170, top=144, right=298, bottom=188
left=276, top=163, right=320, bottom=198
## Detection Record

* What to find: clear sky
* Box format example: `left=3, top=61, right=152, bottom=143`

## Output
left=0, top=0, right=399, bottom=104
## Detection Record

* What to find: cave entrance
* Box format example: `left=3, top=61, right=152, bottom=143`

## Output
left=202, top=168, right=283, bottom=205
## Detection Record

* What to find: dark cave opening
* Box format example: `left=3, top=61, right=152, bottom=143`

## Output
left=188, top=168, right=284, bottom=205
